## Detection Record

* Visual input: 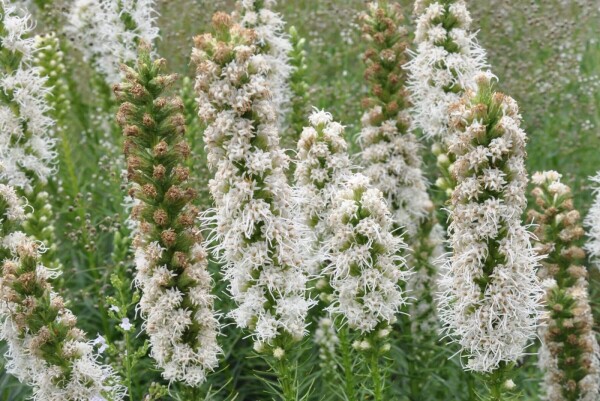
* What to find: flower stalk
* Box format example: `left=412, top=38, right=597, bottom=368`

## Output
left=439, top=73, right=543, bottom=379
left=359, top=0, right=444, bottom=336
left=529, top=171, right=600, bottom=401
left=114, top=45, right=221, bottom=387
left=0, top=183, right=125, bottom=401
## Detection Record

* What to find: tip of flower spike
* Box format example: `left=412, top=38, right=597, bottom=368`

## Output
left=473, top=70, right=497, bottom=88
left=308, top=109, right=333, bottom=127
left=212, top=12, right=234, bottom=30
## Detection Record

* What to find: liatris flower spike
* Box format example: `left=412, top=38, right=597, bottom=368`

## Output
left=235, top=0, right=293, bottom=124
left=439, top=73, right=543, bottom=376
left=114, top=44, right=221, bottom=387
left=0, top=1, right=57, bottom=193
left=325, top=173, right=410, bottom=401
left=192, top=13, right=313, bottom=354
left=529, top=171, right=600, bottom=401
left=407, top=0, right=488, bottom=141
left=326, top=173, right=409, bottom=338
left=66, top=0, right=159, bottom=84
left=0, top=184, right=125, bottom=401
left=584, top=172, right=600, bottom=270
left=359, top=0, right=444, bottom=335
left=295, top=109, right=352, bottom=278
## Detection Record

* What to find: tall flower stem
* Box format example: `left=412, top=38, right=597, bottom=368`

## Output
left=369, top=350, right=383, bottom=401
left=439, top=72, right=542, bottom=375
left=114, top=44, right=221, bottom=387
left=192, top=13, right=313, bottom=397
left=338, top=326, right=357, bottom=401
left=274, top=353, right=297, bottom=401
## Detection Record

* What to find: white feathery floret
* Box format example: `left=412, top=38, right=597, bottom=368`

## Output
left=360, top=110, right=434, bottom=238
left=359, top=1, right=445, bottom=336
left=133, top=240, right=221, bottom=387
left=294, top=109, right=352, bottom=274
left=584, top=172, right=600, bottom=269
left=407, top=0, right=488, bottom=140
left=193, top=21, right=313, bottom=348
left=0, top=2, right=56, bottom=193
left=438, top=74, right=543, bottom=372
left=235, top=0, right=293, bottom=121
left=66, top=0, right=159, bottom=84
left=0, top=185, right=125, bottom=401
left=325, top=173, right=409, bottom=334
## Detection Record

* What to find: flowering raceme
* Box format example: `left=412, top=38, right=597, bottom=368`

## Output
left=439, top=73, right=543, bottom=372
left=294, top=109, right=352, bottom=277
left=326, top=173, right=409, bottom=335
left=235, top=0, right=293, bottom=122
left=66, top=0, right=159, bottom=84
left=407, top=0, right=487, bottom=141
left=359, top=1, right=444, bottom=334
left=192, top=13, right=313, bottom=352
left=0, top=1, right=56, bottom=193
left=529, top=171, right=600, bottom=401
left=584, top=172, right=600, bottom=269
left=0, top=184, right=125, bottom=401
left=114, top=47, right=221, bottom=386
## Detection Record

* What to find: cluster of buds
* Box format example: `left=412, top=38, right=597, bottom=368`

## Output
left=34, top=33, right=70, bottom=127
left=439, top=73, right=543, bottom=372
left=192, top=13, right=313, bottom=353
left=114, top=46, right=221, bottom=386
left=0, top=184, right=124, bottom=401
left=358, top=1, right=444, bottom=336
left=528, top=171, right=600, bottom=401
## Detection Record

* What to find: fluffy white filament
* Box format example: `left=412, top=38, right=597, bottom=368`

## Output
left=584, top=172, right=600, bottom=269
left=407, top=0, right=488, bottom=140
left=438, top=74, right=543, bottom=372
left=66, top=0, right=159, bottom=84
left=325, top=173, right=409, bottom=333
left=0, top=2, right=56, bottom=193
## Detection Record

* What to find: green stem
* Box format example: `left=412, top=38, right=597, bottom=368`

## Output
left=124, top=330, right=135, bottom=400
left=467, top=374, right=477, bottom=401
left=483, top=364, right=516, bottom=401
left=370, top=351, right=383, bottom=401
left=339, top=327, right=357, bottom=401
left=274, top=355, right=296, bottom=401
